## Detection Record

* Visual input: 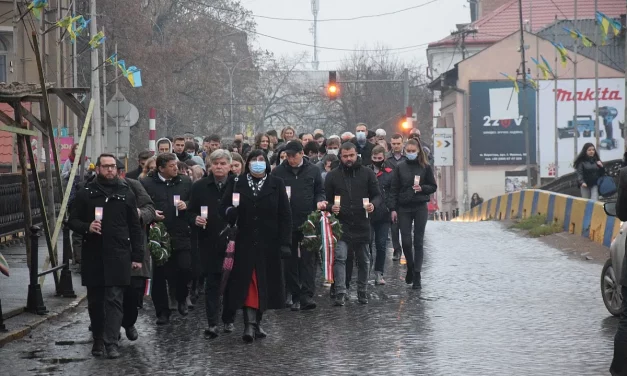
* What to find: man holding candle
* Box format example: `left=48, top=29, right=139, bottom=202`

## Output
left=140, top=153, right=193, bottom=325
left=188, top=149, right=237, bottom=338
left=68, top=154, right=144, bottom=359
left=389, top=139, right=437, bottom=289
left=385, top=133, right=407, bottom=261
left=324, top=142, right=381, bottom=306
left=272, top=141, right=326, bottom=311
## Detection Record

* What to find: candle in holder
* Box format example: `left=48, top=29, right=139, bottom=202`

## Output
left=232, top=193, right=240, bottom=207
left=286, top=186, right=291, bottom=201
left=334, top=195, right=341, bottom=207
left=414, top=175, right=421, bottom=193
left=94, top=207, right=103, bottom=221
left=363, top=198, right=370, bottom=218
left=174, top=195, right=181, bottom=216
left=200, top=206, right=208, bottom=229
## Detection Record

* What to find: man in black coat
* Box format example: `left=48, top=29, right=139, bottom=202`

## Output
left=141, top=153, right=193, bottom=325
left=386, top=133, right=407, bottom=261
left=126, top=150, right=153, bottom=180
left=353, top=123, right=374, bottom=166
left=325, top=142, right=382, bottom=306
left=272, top=141, right=326, bottom=311
left=68, top=153, right=144, bottom=359
left=611, top=167, right=627, bottom=375
left=114, top=159, right=157, bottom=342
left=188, top=149, right=236, bottom=338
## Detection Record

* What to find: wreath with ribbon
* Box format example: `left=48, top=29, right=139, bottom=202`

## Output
left=300, top=211, right=343, bottom=282
left=148, top=222, right=171, bottom=266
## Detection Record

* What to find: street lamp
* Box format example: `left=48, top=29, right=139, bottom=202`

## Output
left=214, top=56, right=254, bottom=135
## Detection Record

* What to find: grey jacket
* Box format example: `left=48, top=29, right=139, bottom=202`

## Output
left=125, top=177, right=156, bottom=279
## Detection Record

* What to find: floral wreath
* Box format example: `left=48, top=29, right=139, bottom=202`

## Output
left=148, top=222, right=171, bottom=266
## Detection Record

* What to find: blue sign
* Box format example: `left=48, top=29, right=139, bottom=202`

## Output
left=469, top=81, right=536, bottom=165
left=52, top=127, right=69, bottom=137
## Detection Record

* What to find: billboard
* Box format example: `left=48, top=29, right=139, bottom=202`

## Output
left=433, top=128, right=453, bottom=166
left=538, top=78, right=625, bottom=177
left=469, top=81, right=537, bottom=165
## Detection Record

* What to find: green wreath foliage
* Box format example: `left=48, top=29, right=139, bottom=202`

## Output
left=148, top=222, right=171, bottom=266
left=299, top=211, right=343, bottom=254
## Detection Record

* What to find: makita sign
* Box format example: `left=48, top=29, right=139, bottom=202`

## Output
left=555, top=87, right=622, bottom=102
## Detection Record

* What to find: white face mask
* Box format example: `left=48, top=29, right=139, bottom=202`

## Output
left=327, top=149, right=339, bottom=156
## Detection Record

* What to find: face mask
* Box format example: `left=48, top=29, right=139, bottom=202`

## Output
left=250, top=161, right=266, bottom=174
left=373, top=160, right=384, bottom=168
left=187, top=152, right=194, bottom=158
left=356, top=131, right=366, bottom=141
left=327, top=149, right=339, bottom=156
left=406, top=152, right=417, bottom=161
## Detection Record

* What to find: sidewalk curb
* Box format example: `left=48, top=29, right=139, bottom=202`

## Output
left=0, top=293, right=87, bottom=348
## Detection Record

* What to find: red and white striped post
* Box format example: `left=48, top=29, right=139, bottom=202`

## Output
left=149, top=108, right=156, bottom=154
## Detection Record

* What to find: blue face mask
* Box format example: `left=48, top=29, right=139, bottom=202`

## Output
left=187, top=152, right=195, bottom=158
left=356, top=131, right=366, bottom=141
left=406, top=152, right=418, bottom=161
left=250, top=161, right=267, bottom=174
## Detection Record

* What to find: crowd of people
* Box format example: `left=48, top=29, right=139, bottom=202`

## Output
left=66, top=123, right=438, bottom=358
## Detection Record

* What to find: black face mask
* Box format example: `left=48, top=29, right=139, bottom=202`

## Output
left=373, top=160, right=384, bottom=168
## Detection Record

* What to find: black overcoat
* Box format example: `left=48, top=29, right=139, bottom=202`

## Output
left=188, top=174, right=230, bottom=274
left=68, top=178, right=144, bottom=287
left=219, top=174, right=292, bottom=312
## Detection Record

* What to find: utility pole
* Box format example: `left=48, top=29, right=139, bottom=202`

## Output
left=624, top=0, right=627, bottom=150
left=553, top=15, right=559, bottom=178
left=403, top=68, right=409, bottom=110
left=101, top=27, right=107, bottom=153
left=311, top=0, right=319, bottom=70
left=572, top=0, right=579, bottom=160
left=450, top=28, right=478, bottom=60
left=56, top=0, right=63, bottom=142
left=518, top=0, right=532, bottom=185
left=90, top=0, right=102, bottom=157
left=72, top=0, right=78, bottom=142
left=594, top=0, right=600, bottom=149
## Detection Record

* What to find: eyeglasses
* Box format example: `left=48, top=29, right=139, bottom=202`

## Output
left=100, top=164, right=117, bottom=170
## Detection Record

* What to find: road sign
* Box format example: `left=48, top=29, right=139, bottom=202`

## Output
left=125, top=103, right=139, bottom=127
left=434, top=128, right=453, bottom=166
left=106, top=90, right=131, bottom=120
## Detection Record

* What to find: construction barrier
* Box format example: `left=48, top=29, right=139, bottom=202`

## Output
left=454, top=189, right=621, bottom=248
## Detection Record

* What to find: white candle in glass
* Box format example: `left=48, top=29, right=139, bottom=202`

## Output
left=200, top=206, right=208, bottom=229
left=174, top=195, right=181, bottom=216
left=94, top=207, right=103, bottom=221
left=286, top=186, right=291, bottom=201
left=334, top=195, right=341, bottom=207
left=363, top=198, right=370, bottom=218
left=414, top=175, right=421, bottom=193
left=232, top=193, right=240, bottom=207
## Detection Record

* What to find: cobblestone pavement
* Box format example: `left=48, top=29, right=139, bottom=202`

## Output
left=0, top=221, right=619, bottom=375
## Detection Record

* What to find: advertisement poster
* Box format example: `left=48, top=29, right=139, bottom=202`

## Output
left=433, top=128, right=453, bottom=166
left=538, top=78, right=625, bottom=177
left=469, top=81, right=537, bottom=165
left=505, top=170, right=529, bottom=193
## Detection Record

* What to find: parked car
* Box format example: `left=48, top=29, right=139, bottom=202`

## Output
left=602, top=202, right=625, bottom=316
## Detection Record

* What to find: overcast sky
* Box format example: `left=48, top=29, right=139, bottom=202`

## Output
left=242, top=0, right=471, bottom=70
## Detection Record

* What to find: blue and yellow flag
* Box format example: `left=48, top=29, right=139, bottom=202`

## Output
left=563, top=27, right=593, bottom=47
left=596, top=11, right=623, bottom=45
left=56, top=15, right=82, bottom=42
left=27, top=0, right=48, bottom=20
left=531, top=56, right=554, bottom=80
left=88, top=31, right=106, bottom=49
left=500, top=72, right=519, bottom=93
left=551, top=42, right=569, bottom=67
left=126, top=66, right=142, bottom=88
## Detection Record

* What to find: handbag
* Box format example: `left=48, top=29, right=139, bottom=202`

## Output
left=597, top=175, right=617, bottom=197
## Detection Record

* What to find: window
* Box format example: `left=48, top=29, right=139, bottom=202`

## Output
left=0, top=35, right=8, bottom=83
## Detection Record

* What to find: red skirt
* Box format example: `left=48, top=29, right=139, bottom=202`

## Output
left=243, top=269, right=259, bottom=309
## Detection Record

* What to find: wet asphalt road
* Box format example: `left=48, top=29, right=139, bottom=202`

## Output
left=0, top=221, right=619, bottom=375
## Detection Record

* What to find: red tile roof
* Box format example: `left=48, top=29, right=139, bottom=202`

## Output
left=429, top=0, right=626, bottom=47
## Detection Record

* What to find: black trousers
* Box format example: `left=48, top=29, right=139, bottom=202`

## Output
left=87, top=286, right=125, bottom=348
left=611, top=285, right=627, bottom=375
left=390, top=220, right=402, bottom=254
left=398, top=203, right=429, bottom=273
left=121, top=277, right=145, bottom=329
left=284, top=231, right=317, bottom=301
left=152, top=252, right=191, bottom=317
left=205, top=271, right=236, bottom=326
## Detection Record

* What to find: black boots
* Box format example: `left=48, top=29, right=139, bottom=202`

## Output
left=92, top=338, right=104, bottom=357
left=242, top=307, right=256, bottom=343
left=242, top=307, right=268, bottom=342
left=255, top=311, right=267, bottom=339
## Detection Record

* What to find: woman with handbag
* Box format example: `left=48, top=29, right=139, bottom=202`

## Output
left=574, top=143, right=605, bottom=201
left=220, top=149, right=292, bottom=343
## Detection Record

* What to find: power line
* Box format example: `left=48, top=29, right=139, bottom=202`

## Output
left=179, top=3, right=431, bottom=52
left=186, top=0, right=440, bottom=22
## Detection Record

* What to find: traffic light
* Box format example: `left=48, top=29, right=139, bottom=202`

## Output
left=400, top=106, right=413, bottom=130
left=327, top=71, right=338, bottom=99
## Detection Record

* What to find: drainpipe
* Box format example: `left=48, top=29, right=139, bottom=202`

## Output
left=450, top=87, right=469, bottom=211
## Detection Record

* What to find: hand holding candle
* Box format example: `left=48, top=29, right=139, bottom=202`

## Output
left=173, top=195, right=181, bottom=216
left=94, top=207, right=103, bottom=221
left=363, top=198, right=370, bottom=218
left=286, top=186, right=291, bottom=201
left=232, top=193, right=240, bottom=207
left=332, top=195, right=341, bottom=214
left=414, top=175, right=421, bottom=193
left=200, top=206, right=208, bottom=229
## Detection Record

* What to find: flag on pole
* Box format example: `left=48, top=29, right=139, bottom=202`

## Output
left=500, top=72, right=519, bottom=93
left=126, top=66, right=142, bottom=88
left=551, top=42, right=569, bottom=67
left=531, top=56, right=554, bottom=80
left=596, top=11, right=623, bottom=45
left=27, top=0, right=48, bottom=20
left=563, top=27, right=594, bottom=47
left=526, top=74, right=538, bottom=89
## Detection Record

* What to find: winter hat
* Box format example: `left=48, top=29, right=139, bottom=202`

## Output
left=191, top=155, right=206, bottom=170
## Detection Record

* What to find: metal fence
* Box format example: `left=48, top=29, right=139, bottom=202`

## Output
left=0, top=172, right=61, bottom=240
